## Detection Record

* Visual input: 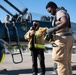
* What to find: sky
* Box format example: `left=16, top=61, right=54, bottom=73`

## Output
left=0, top=0, right=76, bottom=23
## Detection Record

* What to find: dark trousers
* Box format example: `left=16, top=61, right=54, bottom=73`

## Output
left=31, top=48, right=45, bottom=75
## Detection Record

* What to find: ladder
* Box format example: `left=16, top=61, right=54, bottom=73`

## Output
left=5, top=23, right=23, bottom=64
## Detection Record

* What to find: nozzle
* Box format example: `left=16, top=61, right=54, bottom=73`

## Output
left=22, top=8, right=28, bottom=15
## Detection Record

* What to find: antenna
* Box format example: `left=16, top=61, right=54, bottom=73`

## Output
left=0, top=5, right=13, bottom=16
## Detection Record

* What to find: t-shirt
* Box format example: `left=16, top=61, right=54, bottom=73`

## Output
left=56, top=10, right=68, bottom=21
left=56, top=10, right=69, bottom=33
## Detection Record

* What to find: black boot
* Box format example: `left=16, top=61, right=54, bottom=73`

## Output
left=32, top=72, right=37, bottom=75
left=53, top=63, right=58, bottom=75
left=40, top=73, right=45, bottom=75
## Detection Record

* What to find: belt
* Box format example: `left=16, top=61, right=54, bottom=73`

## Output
left=60, top=33, right=72, bottom=36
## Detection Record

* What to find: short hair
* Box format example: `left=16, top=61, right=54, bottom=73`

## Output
left=6, top=15, right=10, bottom=18
left=46, top=1, right=57, bottom=9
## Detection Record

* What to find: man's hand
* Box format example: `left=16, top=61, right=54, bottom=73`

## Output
left=29, top=30, right=35, bottom=36
left=44, top=27, right=58, bottom=41
left=47, top=28, right=57, bottom=34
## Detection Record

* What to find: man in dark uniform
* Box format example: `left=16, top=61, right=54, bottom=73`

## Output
left=45, top=1, right=74, bottom=75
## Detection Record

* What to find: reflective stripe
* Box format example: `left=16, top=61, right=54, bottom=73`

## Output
left=34, top=44, right=45, bottom=49
left=35, top=32, right=39, bottom=38
left=0, top=53, right=5, bottom=64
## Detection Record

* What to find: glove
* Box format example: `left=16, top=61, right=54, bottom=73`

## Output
left=44, top=33, right=53, bottom=41
left=44, top=27, right=58, bottom=41
left=47, top=27, right=58, bottom=34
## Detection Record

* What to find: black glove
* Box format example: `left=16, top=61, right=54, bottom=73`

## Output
left=45, top=27, right=58, bottom=41
left=47, top=27, right=58, bottom=34
left=44, top=33, right=53, bottom=41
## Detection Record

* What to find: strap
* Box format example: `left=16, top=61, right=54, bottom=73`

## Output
left=60, top=33, right=72, bottom=36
